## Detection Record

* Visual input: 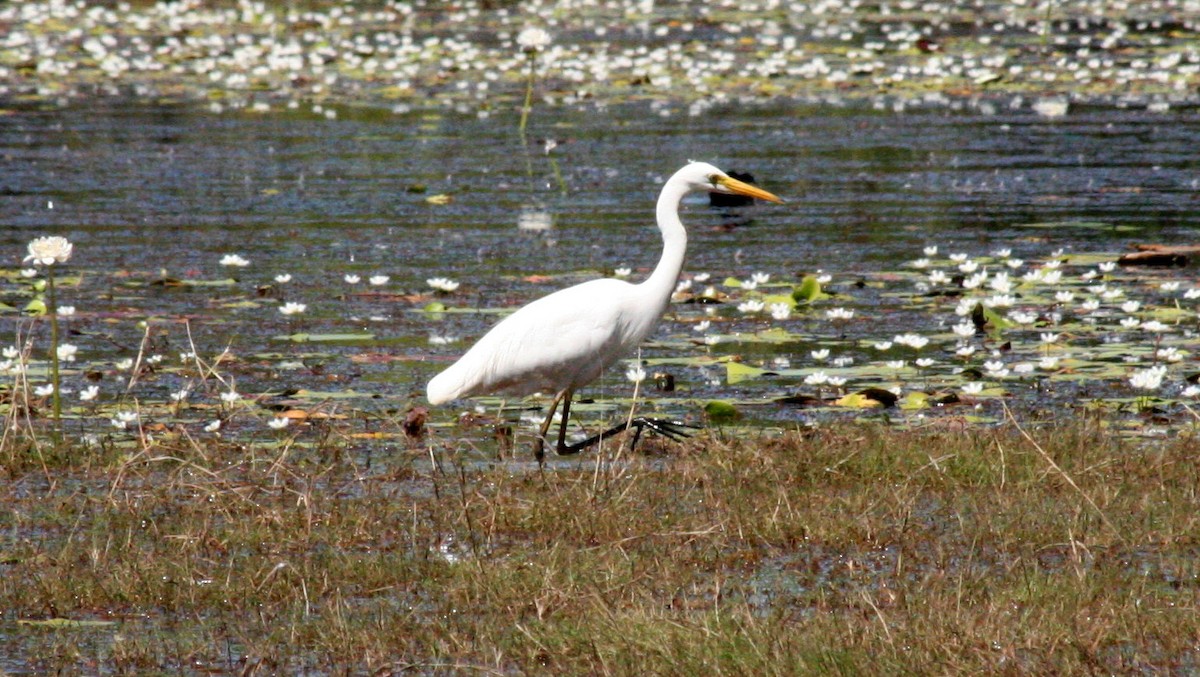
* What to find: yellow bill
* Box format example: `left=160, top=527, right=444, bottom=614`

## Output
left=714, top=174, right=784, bottom=203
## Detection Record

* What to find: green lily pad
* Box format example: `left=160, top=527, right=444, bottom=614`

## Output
left=792, top=275, right=826, bottom=303
left=703, top=400, right=740, bottom=422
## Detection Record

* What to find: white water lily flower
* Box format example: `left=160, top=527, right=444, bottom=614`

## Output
left=811, top=349, right=830, bottom=361
left=625, top=365, right=646, bottom=383
left=220, top=390, right=241, bottom=403
left=952, top=322, right=975, bottom=338
left=750, top=272, right=771, bottom=285
left=268, top=416, right=291, bottom=430
left=1039, top=356, right=1060, bottom=370
left=1156, top=347, right=1183, bottom=363
left=33, top=384, right=55, bottom=397
left=1129, top=365, right=1167, bottom=391
left=79, top=385, right=99, bottom=402
left=962, top=272, right=987, bottom=289
left=369, top=275, right=390, bottom=286
left=274, top=274, right=293, bottom=283
left=769, top=303, right=791, bottom=320
left=923, top=245, right=938, bottom=257
left=24, top=236, right=73, bottom=265
left=57, top=305, right=76, bottom=317
left=111, top=411, right=138, bottom=430
left=614, top=267, right=632, bottom=278
left=1007, top=311, right=1037, bottom=325
left=517, top=26, right=552, bottom=52
left=344, top=274, right=361, bottom=284
left=56, top=344, right=78, bottom=362
left=804, top=371, right=829, bottom=385
left=894, top=333, right=929, bottom=350
left=826, top=307, right=854, bottom=321
left=219, top=254, right=249, bottom=267
left=737, top=299, right=765, bottom=314
left=427, top=277, right=460, bottom=292
left=961, top=382, right=984, bottom=395
left=204, top=420, right=221, bottom=433
left=279, top=301, right=307, bottom=316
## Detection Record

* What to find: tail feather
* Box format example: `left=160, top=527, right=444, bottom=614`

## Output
left=426, top=367, right=463, bottom=405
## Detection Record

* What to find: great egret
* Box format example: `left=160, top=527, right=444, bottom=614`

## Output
left=427, top=161, right=783, bottom=459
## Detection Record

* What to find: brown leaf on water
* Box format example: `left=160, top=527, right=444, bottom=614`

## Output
left=403, top=407, right=428, bottom=439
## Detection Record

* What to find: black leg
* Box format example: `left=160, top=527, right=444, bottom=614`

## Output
left=555, top=390, right=573, bottom=452
left=533, top=390, right=566, bottom=463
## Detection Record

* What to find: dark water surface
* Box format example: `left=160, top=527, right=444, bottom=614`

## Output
left=1, top=101, right=1198, bottom=432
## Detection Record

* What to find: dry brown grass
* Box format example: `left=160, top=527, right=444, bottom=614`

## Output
left=1, top=418, right=1198, bottom=673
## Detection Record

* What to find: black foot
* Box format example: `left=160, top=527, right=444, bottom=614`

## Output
left=556, top=417, right=702, bottom=456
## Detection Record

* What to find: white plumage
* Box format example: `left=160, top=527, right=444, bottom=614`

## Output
left=427, top=161, right=782, bottom=458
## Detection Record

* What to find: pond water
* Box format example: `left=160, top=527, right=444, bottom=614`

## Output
left=2, top=100, right=1198, bottom=446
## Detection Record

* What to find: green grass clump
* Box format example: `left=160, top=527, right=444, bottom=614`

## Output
left=1, top=419, right=1198, bottom=673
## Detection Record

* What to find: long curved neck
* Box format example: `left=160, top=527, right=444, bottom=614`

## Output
left=640, top=175, right=690, bottom=310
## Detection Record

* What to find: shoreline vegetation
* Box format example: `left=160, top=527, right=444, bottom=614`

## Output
left=4, top=421, right=1199, bottom=673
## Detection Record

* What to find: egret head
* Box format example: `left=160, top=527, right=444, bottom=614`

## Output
left=680, top=161, right=784, bottom=203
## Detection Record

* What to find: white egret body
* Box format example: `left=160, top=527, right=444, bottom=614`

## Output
left=427, top=162, right=782, bottom=458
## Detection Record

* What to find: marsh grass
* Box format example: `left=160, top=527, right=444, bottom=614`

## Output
left=1, top=419, right=1198, bottom=673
